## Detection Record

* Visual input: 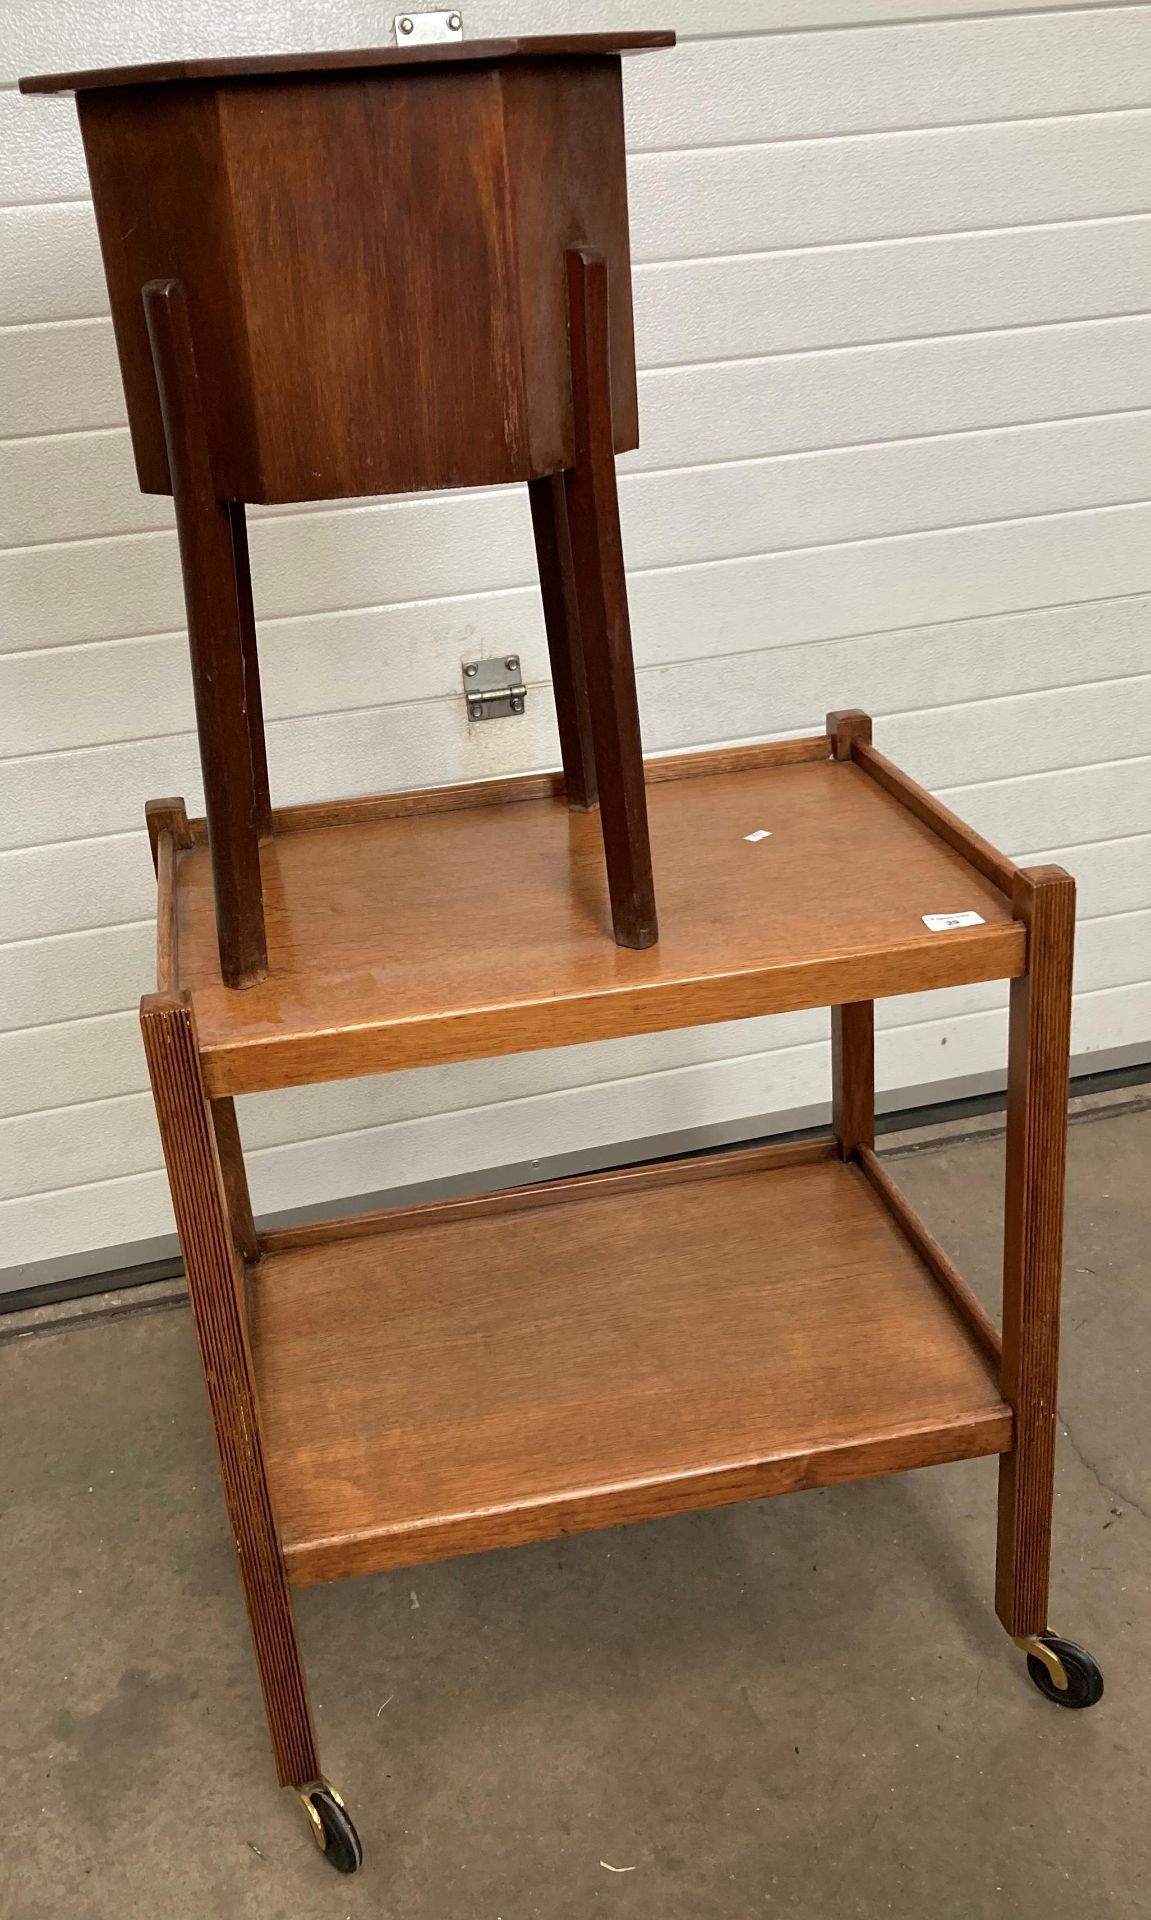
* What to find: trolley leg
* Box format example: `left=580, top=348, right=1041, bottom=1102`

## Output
left=831, top=1002, right=874, bottom=1161
left=210, top=1097, right=261, bottom=1266
left=562, top=247, right=657, bottom=950
left=144, top=279, right=267, bottom=988
left=529, top=473, right=598, bottom=812
left=995, top=875, right=1104, bottom=1712
left=140, top=993, right=319, bottom=1788
left=827, top=714, right=875, bottom=1160
left=995, top=866, right=1076, bottom=1640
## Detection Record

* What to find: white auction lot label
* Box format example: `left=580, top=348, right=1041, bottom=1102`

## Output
left=922, top=910, right=986, bottom=931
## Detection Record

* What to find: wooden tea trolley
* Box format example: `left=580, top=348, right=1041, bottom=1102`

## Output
left=24, top=32, right=1102, bottom=1881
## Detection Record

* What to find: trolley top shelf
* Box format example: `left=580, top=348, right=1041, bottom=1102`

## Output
left=20, top=33, right=675, bottom=94
left=150, top=733, right=1026, bottom=1099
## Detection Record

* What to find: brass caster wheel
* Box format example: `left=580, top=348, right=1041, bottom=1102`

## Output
left=1015, top=1633, right=1104, bottom=1710
left=297, top=1779, right=364, bottom=1873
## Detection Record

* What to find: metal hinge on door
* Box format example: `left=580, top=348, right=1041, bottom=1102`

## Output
left=462, top=655, right=527, bottom=721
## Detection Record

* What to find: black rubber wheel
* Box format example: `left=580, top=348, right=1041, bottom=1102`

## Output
left=1025, top=1634, right=1104, bottom=1710
left=306, top=1786, right=364, bottom=1873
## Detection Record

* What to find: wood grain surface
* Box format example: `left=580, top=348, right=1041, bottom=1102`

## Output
left=857, top=1143, right=1003, bottom=1365
left=226, top=502, right=272, bottom=839
left=827, top=720, right=877, bottom=1156
left=528, top=474, right=597, bottom=811
left=143, top=279, right=267, bottom=987
left=832, top=1002, right=875, bottom=1159
left=69, top=50, right=648, bottom=499
left=851, top=740, right=1017, bottom=893
left=164, top=750, right=1025, bottom=1095
left=258, top=1136, right=839, bottom=1253
left=996, top=865, right=1077, bottom=1635
left=210, top=1095, right=260, bottom=1265
left=21, top=34, right=675, bottom=93
left=244, top=1152, right=1010, bottom=1586
left=139, top=993, right=318, bottom=1785
left=233, top=735, right=835, bottom=838
left=562, top=246, right=656, bottom=947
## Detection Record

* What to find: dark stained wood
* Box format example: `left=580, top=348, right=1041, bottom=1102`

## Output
left=504, top=58, right=640, bottom=466
left=59, top=41, right=671, bottom=996
left=81, top=71, right=518, bottom=498
left=21, top=33, right=675, bottom=93
left=77, top=86, right=249, bottom=499
left=210, top=1096, right=261, bottom=1264
left=827, top=707, right=873, bottom=762
left=528, top=475, right=597, bottom=809
left=853, top=741, right=1017, bottom=896
left=857, top=1144, right=1003, bottom=1367
left=70, top=54, right=647, bottom=500
left=563, top=247, right=656, bottom=950
left=243, top=1153, right=1009, bottom=1585
left=139, top=993, right=318, bottom=1785
left=156, top=751, right=1025, bottom=1097
left=828, top=721, right=876, bottom=1159
left=144, top=280, right=267, bottom=988
left=227, top=504, right=272, bottom=839
left=832, top=1003, right=875, bottom=1159
left=996, top=865, right=1077, bottom=1636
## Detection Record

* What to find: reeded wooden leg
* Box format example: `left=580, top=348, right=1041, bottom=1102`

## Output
left=995, top=866, right=1076, bottom=1637
left=144, top=279, right=267, bottom=988
left=227, top=502, right=273, bottom=840
left=140, top=993, right=318, bottom=1787
left=562, top=247, right=657, bottom=950
left=528, top=474, right=597, bottom=811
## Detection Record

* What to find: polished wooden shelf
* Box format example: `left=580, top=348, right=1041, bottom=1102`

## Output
left=154, top=735, right=1025, bottom=1097
left=247, top=1140, right=1011, bottom=1587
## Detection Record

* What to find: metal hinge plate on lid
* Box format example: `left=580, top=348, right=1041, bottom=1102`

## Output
left=393, top=11, right=464, bottom=45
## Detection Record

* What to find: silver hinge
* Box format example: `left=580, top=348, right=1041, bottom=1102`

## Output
left=393, top=10, right=463, bottom=45
left=463, top=655, right=527, bottom=722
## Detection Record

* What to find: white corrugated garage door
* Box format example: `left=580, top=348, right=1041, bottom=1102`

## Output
left=2, top=0, right=1149, bottom=1284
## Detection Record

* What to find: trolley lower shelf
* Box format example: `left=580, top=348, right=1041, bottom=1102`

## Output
left=247, top=1138, right=1010, bottom=1587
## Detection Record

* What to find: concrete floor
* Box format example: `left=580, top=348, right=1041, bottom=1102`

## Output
left=1, top=1103, right=1148, bottom=1919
